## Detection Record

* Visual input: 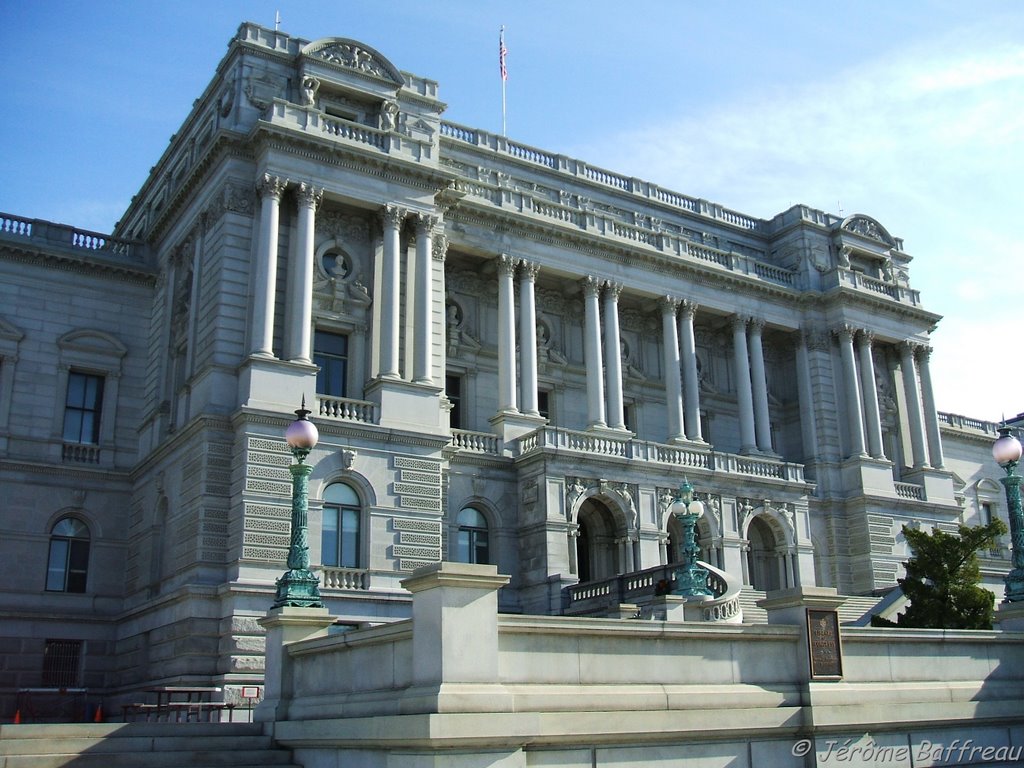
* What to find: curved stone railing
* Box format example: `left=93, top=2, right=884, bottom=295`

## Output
left=563, top=561, right=743, bottom=623
left=698, top=561, right=743, bottom=624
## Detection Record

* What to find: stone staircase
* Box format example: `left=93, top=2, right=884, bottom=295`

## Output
left=0, top=722, right=300, bottom=768
left=737, top=588, right=884, bottom=625
left=738, top=588, right=768, bottom=623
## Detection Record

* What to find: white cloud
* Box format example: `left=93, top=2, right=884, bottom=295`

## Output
left=572, top=33, right=1024, bottom=417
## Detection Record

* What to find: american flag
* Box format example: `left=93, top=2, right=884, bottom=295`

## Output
left=499, top=27, right=508, bottom=81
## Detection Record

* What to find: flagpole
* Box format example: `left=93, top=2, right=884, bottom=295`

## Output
left=499, top=26, right=507, bottom=136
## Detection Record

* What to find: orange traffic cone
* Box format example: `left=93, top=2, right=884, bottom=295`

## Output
left=93, top=704, right=103, bottom=723
left=13, top=709, right=21, bottom=724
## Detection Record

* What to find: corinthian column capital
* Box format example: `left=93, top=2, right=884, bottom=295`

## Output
left=296, top=182, right=323, bottom=209
left=381, top=204, right=406, bottom=230
left=659, top=295, right=680, bottom=315
left=582, top=275, right=602, bottom=297
left=498, top=252, right=517, bottom=277
left=256, top=174, right=288, bottom=200
left=518, top=259, right=540, bottom=280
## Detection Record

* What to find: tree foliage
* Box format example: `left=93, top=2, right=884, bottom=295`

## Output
left=872, top=520, right=1008, bottom=630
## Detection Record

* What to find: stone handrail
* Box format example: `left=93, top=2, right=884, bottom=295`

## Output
left=449, top=429, right=503, bottom=454
left=937, top=412, right=1001, bottom=434
left=894, top=482, right=925, bottom=501
left=0, top=212, right=144, bottom=264
left=517, top=426, right=805, bottom=484
left=440, top=121, right=763, bottom=232
left=563, top=560, right=743, bottom=623
left=62, top=443, right=101, bottom=464
left=317, top=395, right=378, bottom=424
left=320, top=567, right=370, bottom=591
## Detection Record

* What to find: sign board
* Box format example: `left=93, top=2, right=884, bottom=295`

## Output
left=806, top=609, right=843, bottom=680
left=241, top=686, right=262, bottom=699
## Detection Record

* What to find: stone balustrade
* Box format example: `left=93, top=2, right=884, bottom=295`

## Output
left=511, top=426, right=806, bottom=484
left=319, top=567, right=370, bottom=591
left=0, top=212, right=145, bottom=265
left=317, top=395, right=378, bottom=424
left=563, top=560, right=742, bottom=624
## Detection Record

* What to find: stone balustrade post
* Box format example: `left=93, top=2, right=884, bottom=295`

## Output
left=402, top=562, right=510, bottom=685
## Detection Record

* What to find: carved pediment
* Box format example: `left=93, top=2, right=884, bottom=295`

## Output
left=841, top=215, right=895, bottom=247
left=302, top=38, right=404, bottom=86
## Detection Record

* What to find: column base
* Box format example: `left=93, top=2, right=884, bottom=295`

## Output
left=366, top=377, right=447, bottom=435
left=238, top=355, right=317, bottom=412
left=490, top=411, right=547, bottom=448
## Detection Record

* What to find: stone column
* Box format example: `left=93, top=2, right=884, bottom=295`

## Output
left=899, top=341, right=929, bottom=468
left=379, top=205, right=405, bottom=379
left=286, top=183, right=321, bottom=363
left=748, top=319, right=773, bottom=453
left=660, top=297, right=685, bottom=441
left=412, top=214, right=437, bottom=384
left=251, top=174, right=287, bottom=358
left=432, top=234, right=449, bottom=385
left=603, top=282, right=625, bottom=430
left=856, top=331, right=885, bottom=460
left=518, top=260, right=540, bottom=416
left=497, top=254, right=518, bottom=414
left=836, top=325, right=867, bottom=458
left=582, top=276, right=606, bottom=429
left=794, top=330, right=820, bottom=462
left=731, top=316, right=757, bottom=453
left=917, top=346, right=945, bottom=469
left=679, top=300, right=703, bottom=441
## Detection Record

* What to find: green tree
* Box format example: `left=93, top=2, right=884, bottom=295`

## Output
left=872, top=520, right=1008, bottom=630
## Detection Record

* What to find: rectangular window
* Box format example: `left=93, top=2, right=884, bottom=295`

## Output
left=42, top=639, right=83, bottom=688
left=314, top=331, right=348, bottom=397
left=623, top=403, right=634, bottom=433
left=62, top=373, right=104, bottom=444
left=322, top=506, right=360, bottom=568
left=446, top=374, right=462, bottom=429
left=537, top=390, right=550, bottom=421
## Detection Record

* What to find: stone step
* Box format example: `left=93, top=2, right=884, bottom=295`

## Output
left=0, top=722, right=295, bottom=768
left=738, top=588, right=768, bottom=624
left=0, top=749, right=297, bottom=768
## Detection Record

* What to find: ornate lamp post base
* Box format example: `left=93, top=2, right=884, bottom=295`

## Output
left=274, top=569, right=324, bottom=609
left=674, top=561, right=711, bottom=597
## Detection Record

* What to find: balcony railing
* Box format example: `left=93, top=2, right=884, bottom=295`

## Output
left=515, top=426, right=805, bottom=484
left=0, top=212, right=146, bottom=265
left=894, top=482, right=925, bottom=501
left=317, top=395, right=378, bottom=424
left=320, top=567, right=370, bottom=591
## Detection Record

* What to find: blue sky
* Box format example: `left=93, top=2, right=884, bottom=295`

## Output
left=1, top=1, right=1021, bottom=421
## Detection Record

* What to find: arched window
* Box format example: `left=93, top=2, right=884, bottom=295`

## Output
left=456, top=507, right=490, bottom=565
left=46, top=517, right=90, bottom=592
left=321, top=484, right=361, bottom=568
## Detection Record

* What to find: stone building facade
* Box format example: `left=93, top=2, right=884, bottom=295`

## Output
left=0, top=22, right=1017, bottom=715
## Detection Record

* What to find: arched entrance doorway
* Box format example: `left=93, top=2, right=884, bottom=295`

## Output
left=576, top=498, right=620, bottom=581
left=746, top=516, right=783, bottom=591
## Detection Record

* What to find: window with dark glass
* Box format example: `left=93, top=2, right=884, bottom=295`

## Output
left=46, top=517, right=90, bottom=593
left=63, top=372, right=104, bottom=444
left=537, top=390, right=550, bottom=420
left=446, top=374, right=462, bottom=429
left=314, top=331, right=348, bottom=397
left=321, top=484, right=361, bottom=568
left=456, top=507, right=490, bottom=565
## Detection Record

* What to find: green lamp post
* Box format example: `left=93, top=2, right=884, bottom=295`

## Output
left=992, top=427, right=1024, bottom=603
left=671, top=480, right=711, bottom=596
left=273, top=399, right=324, bottom=609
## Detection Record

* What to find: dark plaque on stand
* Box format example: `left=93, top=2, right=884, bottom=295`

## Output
left=807, top=609, right=843, bottom=680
